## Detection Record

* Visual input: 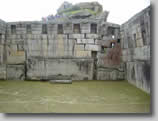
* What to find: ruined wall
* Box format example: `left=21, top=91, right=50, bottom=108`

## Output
left=96, top=22, right=125, bottom=80
left=0, top=19, right=6, bottom=79
left=121, top=6, right=151, bottom=93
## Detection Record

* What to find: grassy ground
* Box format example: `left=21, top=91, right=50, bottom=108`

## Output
left=0, top=80, right=150, bottom=113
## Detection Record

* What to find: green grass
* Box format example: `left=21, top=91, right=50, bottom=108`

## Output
left=0, top=80, right=150, bottom=113
left=64, top=9, right=97, bottom=16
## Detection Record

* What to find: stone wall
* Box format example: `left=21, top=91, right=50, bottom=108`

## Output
left=26, top=57, right=93, bottom=80
left=0, top=19, right=6, bottom=79
left=121, top=6, right=151, bottom=93
left=5, top=20, right=101, bottom=80
left=0, top=3, right=151, bottom=94
left=2, top=16, right=123, bottom=81
left=96, top=21, right=124, bottom=80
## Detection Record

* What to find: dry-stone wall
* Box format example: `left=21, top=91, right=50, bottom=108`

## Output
left=121, top=6, right=151, bottom=93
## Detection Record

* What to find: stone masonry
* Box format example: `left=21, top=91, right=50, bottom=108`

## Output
left=0, top=2, right=151, bottom=93
left=121, top=6, right=151, bottom=93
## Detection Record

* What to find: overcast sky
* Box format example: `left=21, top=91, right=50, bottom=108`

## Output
left=0, top=0, right=150, bottom=24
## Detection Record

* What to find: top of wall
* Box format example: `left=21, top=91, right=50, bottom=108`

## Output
left=0, top=19, right=6, bottom=23
left=121, top=5, right=151, bottom=27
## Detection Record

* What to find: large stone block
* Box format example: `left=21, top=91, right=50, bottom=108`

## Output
left=81, top=23, right=90, bottom=33
left=75, top=50, right=91, bottom=57
left=7, top=45, right=25, bottom=64
left=126, top=61, right=150, bottom=93
left=97, top=68, right=124, bottom=80
left=134, top=46, right=150, bottom=61
left=85, top=44, right=101, bottom=51
left=86, top=34, right=98, bottom=39
left=63, top=24, right=73, bottom=34
left=74, top=44, right=85, bottom=51
left=0, top=65, right=6, bottom=80
left=0, top=45, right=4, bottom=64
left=77, top=39, right=94, bottom=44
left=69, top=34, right=84, bottom=39
left=26, top=58, right=45, bottom=80
left=7, top=65, right=25, bottom=80
left=26, top=58, right=94, bottom=81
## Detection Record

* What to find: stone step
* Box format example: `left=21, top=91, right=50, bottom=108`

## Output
left=50, top=80, right=72, bottom=84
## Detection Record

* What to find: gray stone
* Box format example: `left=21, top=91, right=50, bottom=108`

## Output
left=26, top=57, right=94, bottom=81
left=50, top=80, right=72, bottom=84
left=0, top=65, right=6, bottom=80
left=7, top=65, right=25, bottom=80
left=97, top=68, right=124, bottom=80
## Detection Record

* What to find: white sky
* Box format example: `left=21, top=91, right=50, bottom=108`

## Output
left=0, top=0, right=150, bottom=24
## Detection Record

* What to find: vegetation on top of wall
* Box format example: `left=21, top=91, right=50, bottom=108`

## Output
left=58, top=5, right=100, bottom=17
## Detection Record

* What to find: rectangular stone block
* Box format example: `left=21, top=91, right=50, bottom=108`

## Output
left=0, top=65, right=6, bottom=80
left=0, top=45, right=4, bottom=64
left=86, top=34, right=98, bottom=39
left=50, top=80, right=72, bottom=84
left=76, top=39, right=94, bottom=44
left=126, top=61, right=150, bottom=93
left=97, top=68, right=124, bottom=80
left=26, top=58, right=93, bottom=81
left=7, top=45, right=25, bottom=64
left=26, top=58, right=45, bottom=80
left=81, top=23, right=90, bottom=33
left=75, top=50, right=91, bottom=58
left=85, top=44, right=100, bottom=51
left=7, top=65, right=25, bottom=80
left=69, top=34, right=84, bottom=39
left=74, top=44, right=85, bottom=51
left=134, top=46, right=150, bottom=61
left=63, top=24, right=73, bottom=34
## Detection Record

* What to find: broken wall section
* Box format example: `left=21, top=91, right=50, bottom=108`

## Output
left=121, top=6, right=151, bottom=93
left=96, top=21, right=124, bottom=80
left=0, top=19, right=7, bottom=80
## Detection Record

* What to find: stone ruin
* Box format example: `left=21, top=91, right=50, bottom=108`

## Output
left=0, top=2, right=151, bottom=93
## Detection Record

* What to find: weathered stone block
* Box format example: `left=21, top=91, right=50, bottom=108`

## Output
left=74, top=44, right=85, bottom=51
left=86, top=34, right=98, bottom=39
left=26, top=58, right=94, bottom=81
left=85, top=44, right=100, bottom=51
left=26, top=58, right=45, bottom=80
left=0, top=45, right=4, bottom=64
left=7, top=45, right=25, bottom=64
left=126, top=61, right=150, bottom=93
left=0, top=65, right=6, bottom=80
left=97, top=68, right=124, bottom=80
left=7, top=65, right=25, bottom=80
left=63, top=24, right=73, bottom=34
left=50, top=80, right=72, bottom=84
left=75, top=50, right=91, bottom=57
left=134, top=46, right=150, bottom=61
left=69, top=34, right=84, bottom=39
left=81, top=23, right=90, bottom=33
